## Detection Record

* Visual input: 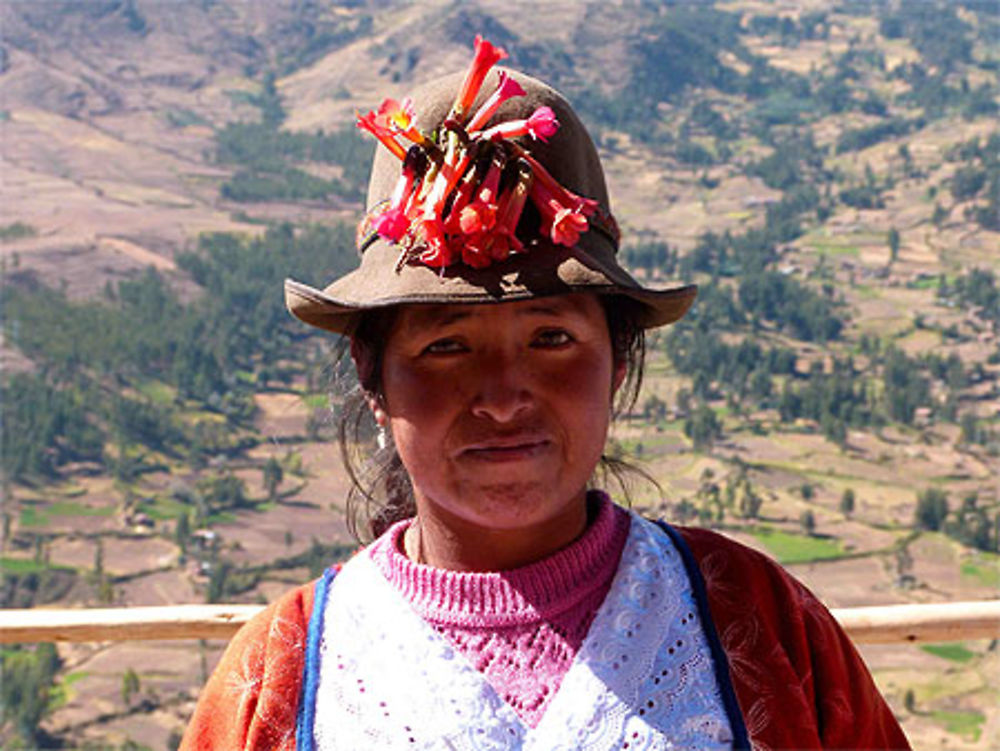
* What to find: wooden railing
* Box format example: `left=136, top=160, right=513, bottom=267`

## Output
left=1, top=600, right=998, bottom=644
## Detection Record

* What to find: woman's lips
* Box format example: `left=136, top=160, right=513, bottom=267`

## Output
left=458, top=435, right=553, bottom=462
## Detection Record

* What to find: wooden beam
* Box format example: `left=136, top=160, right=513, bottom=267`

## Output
left=831, top=600, right=1000, bottom=644
left=0, top=604, right=264, bottom=643
left=0, top=600, right=997, bottom=644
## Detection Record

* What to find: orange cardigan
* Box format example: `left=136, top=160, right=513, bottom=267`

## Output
left=181, top=525, right=910, bottom=750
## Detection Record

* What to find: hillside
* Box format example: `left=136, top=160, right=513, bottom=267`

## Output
left=1, top=1, right=998, bottom=748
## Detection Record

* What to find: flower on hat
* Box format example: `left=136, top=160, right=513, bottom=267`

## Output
left=458, top=155, right=502, bottom=235
left=356, top=109, right=408, bottom=161
left=355, top=36, right=602, bottom=271
left=373, top=146, right=426, bottom=242
left=466, top=71, right=525, bottom=133
left=449, top=35, right=507, bottom=125
left=480, top=106, right=559, bottom=143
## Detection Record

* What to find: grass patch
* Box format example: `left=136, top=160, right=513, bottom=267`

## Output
left=0, top=221, right=37, bottom=242
left=748, top=526, right=845, bottom=564
left=806, top=240, right=861, bottom=257
left=49, top=670, right=90, bottom=710
left=47, top=501, right=114, bottom=518
left=930, top=709, right=983, bottom=742
left=19, top=500, right=114, bottom=527
left=920, top=643, right=975, bottom=663
left=960, top=557, right=1000, bottom=589
left=136, top=379, right=177, bottom=406
left=19, top=506, right=41, bottom=527
left=1, top=557, right=74, bottom=574
left=301, top=393, right=330, bottom=410
left=165, top=108, right=210, bottom=128
left=139, top=496, right=192, bottom=521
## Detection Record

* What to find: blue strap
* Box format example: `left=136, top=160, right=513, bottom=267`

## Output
left=295, top=566, right=338, bottom=751
left=654, top=521, right=751, bottom=750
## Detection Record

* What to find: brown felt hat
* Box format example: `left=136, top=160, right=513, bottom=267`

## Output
left=285, top=68, right=696, bottom=335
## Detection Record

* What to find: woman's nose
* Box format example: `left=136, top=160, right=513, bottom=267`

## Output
left=469, top=350, right=533, bottom=423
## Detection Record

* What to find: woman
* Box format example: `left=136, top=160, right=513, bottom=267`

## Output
left=182, top=38, right=909, bottom=750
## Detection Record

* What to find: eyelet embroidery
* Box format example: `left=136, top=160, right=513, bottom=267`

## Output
left=313, top=513, right=732, bottom=749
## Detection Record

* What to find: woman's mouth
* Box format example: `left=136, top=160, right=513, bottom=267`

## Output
left=459, top=435, right=552, bottom=462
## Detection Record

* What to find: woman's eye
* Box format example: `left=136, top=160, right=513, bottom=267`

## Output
left=422, top=338, right=466, bottom=355
left=534, top=329, right=573, bottom=348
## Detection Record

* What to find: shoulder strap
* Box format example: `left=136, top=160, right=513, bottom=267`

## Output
left=295, top=565, right=340, bottom=751
left=653, top=521, right=751, bottom=751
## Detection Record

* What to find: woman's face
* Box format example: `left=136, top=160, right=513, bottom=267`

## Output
left=373, top=294, right=623, bottom=534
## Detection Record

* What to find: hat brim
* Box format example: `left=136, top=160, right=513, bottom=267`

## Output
left=285, top=240, right=697, bottom=335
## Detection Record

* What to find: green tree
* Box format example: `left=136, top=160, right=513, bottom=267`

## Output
left=262, top=457, right=284, bottom=502
left=840, top=488, right=856, bottom=518
left=915, top=488, right=949, bottom=531
left=888, top=227, right=900, bottom=262
left=800, top=509, right=816, bottom=536
left=121, top=667, right=141, bottom=707
left=175, top=512, right=191, bottom=553
left=684, top=404, right=722, bottom=451
left=0, top=644, right=61, bottom=744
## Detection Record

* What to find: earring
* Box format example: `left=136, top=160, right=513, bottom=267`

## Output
left=377, top=425, right=388, bottom=450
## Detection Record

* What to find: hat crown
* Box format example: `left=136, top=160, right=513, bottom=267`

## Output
left=362, top=69, right=615, bottom=263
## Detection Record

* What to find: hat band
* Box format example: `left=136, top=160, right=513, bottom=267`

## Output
left=355, top=200, right=620, bottom=257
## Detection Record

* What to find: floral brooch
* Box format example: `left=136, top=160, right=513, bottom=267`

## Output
left=355, top=36, right=603, bottom=271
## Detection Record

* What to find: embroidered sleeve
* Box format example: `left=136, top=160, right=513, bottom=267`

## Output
left=180, top=584, right=313, bottom=751
left=677, top=527, right=910, bottom=750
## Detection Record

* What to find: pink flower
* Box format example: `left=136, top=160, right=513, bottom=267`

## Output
left=449, top=36, right=507, bottom=124
left=481, top=106, right=560, bottom=143
left=374, top=146, right=425, bottom=242
left=466, top=72, right=526, bottom=133
left=530, top=176, right=595, bottom=247
left=373, top=206, right=409, bottom=242
left=522, top=151, right=597, bottom=216
left=356, top=110, right=407, bottom=161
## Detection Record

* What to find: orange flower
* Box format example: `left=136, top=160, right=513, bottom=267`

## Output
left=449, top=35, right=507, bottom=124
left=356, top=110, right=407, bottom=161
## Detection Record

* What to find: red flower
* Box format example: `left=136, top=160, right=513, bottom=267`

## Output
left=449, top=36, right=507, bottom=124
left=458, top=155, right=503, bottom=235
left=490, top=161, right=533, bottom=256
left=443, top=169, right=480, bottom=235
left=356, top=110, right=407, bottom=161
left=460, top=235, right=493, bottom=269
left=481, top=106, right=560, bottom=143
left=466, top=72, right=525, bottom=133
left=530, top=175, right=595, bottom=247
left=417, top=217, right=456, bottom=268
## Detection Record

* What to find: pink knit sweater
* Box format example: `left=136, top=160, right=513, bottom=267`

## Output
left=369, top=494, right=631, bottom=728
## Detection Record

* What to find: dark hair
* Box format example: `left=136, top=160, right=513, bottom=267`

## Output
left=337, top=295, right=651, bottom=543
